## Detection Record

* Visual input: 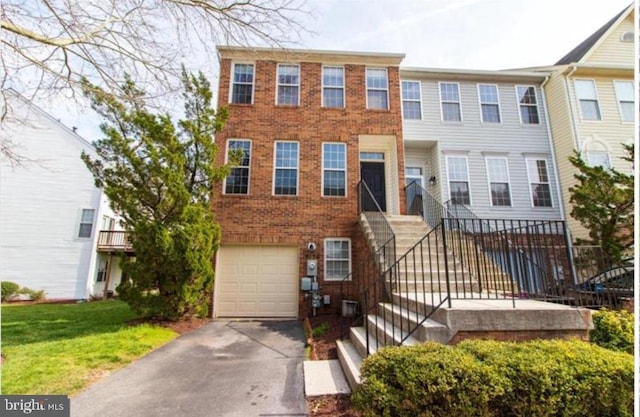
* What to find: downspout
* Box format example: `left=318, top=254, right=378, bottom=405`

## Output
left=540, top=74, right=567, bottom=221
left=563, top=66, right=580, bottom=150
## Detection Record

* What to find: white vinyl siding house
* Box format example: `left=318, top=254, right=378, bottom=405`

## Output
left=401, top=68, right=562, bottom=221
left=0, top=92, right=121, bottom=300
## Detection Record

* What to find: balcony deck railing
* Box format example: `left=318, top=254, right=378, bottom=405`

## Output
left=97, top=231, right=134, bottom=252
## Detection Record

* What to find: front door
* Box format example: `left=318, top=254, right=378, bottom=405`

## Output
left=360, top=162, right=386, bottom=211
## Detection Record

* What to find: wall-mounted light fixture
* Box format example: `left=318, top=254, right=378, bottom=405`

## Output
left=429, top=176, right=437, bottom=186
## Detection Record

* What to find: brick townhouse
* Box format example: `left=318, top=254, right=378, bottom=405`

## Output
left=212, top=47, right=407, bottom=318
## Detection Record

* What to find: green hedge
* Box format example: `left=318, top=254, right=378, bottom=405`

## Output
left=1, top=281, right=20, bottom=301
left=352, top=339, right=633, bottom=417
left=590, top=309, right=634, bottom=354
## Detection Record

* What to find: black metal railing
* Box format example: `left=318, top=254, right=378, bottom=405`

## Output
left=570, top=246, right=634, bottom=309
left=405, top=181, right=446, bottom=228
left=359, top=181, right=396, bottom=268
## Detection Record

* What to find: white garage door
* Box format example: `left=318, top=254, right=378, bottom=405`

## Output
left=214, top=245, right=299, bottom=317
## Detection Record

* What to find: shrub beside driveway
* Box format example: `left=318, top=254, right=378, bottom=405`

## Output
left=1, top=300, right=177, bottom=395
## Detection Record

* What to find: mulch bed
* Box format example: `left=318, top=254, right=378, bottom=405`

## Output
left=306, top=313, right=362, bottom=417
left=127, top=316, right=210, bottom=334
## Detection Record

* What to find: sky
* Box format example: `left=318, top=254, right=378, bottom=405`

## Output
left=54, top=0, right=633, bottom=140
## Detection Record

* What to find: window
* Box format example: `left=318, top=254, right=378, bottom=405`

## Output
left=516, top=86, right=540, bottom=124
left=366, top=68, right=389, bottom=110
left=401, top=81, right=422, bottom=120
left=96, top=259, right=106, bottom=282
left=230, top=63, right=254, bottom=104
left=274, top=141, right=299, bottom=195
left=224, top=140, right=251, bottom=194
left=575, top=80, right=601, bottom=120
left=439, top=82, right=462, bottom=121
left=322, top=143, right=346, bottom=196
left=446, top=156, right=470, bottom=205
left=485, top=157, right=511, bottom=206
left=586, top=151, right=611, bottom=169
left=478, top=84, right=501, bottom=123
left=621, top=32, right=634, bottom=42
left=324, top=239, right=351, bottom=280
left=359, top=152, right=384, bottom=161
left=276, top=64, right=299, bottom=105
left=614, top=81, right=634, bottom=122
left=322, top=66, right=345, bottom=108
left=78, top=209, right=95, bottom=238
left=526, top=159, right=552, bottom=207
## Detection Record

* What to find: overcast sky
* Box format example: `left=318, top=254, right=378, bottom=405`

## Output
left=57, top=0, right=633, bottom=140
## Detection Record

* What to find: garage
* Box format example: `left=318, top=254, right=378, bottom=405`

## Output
left=214, top=245, right=299, bottom=318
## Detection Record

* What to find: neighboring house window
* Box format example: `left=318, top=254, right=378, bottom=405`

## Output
left=366, top=68, right=389, bottom=110
left=586, top=151, right=611, bottom=169
left=322, top=66, right=345, bottom=108
left=273, top=141, right=299, bottom=195
left=516, top=86, right=540, bottom=124
left=322, top=143, right=346, bottom=197
left=401, top=81, right=422, bottom=120
left=277, top=64, right=300, bottom=106
left=230, top=63, right=254, bottom=104
left=478, top=84, right=501, bottom=123
left=439, top=82, right=462, bottom=121
left=446, top=156, right=470, bottom=205
left=575, top=79, right=601, bottom=120
left=78, top=209, right=95, bottom=238
left=526, top=159, right=552, bottom=207
left=613, top=80, right=634, bottom=122
left=224, top=140, right=251, bottom=194
left=485, top=157, right=511, bottom=206
left=324, top=238, right=351, bottom=280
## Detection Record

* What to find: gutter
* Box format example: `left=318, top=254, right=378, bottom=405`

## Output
left=540, top=75, right=567, bottom=222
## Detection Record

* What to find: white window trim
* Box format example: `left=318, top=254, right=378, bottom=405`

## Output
left=612, top=80, right=634, bottom=123
left=321, top=142, right=347, bottom=198
left=484, top=156, right=512, bottom=207
left=321, top=66, right=345, bottom=108
left=525, top=157, right=553, bottom=208
left=324, top=238, right=352, bottom=281
left=477, top=83, right=502, bottom=124
left=515, top=85, right=540, bottom=125
left=400, top=80, right=422, bottom=120
left=574, top=79, right=602, bottom=122
left=78, top=208, right=95, bottom=239
left=223, top=139, right=252, bottom=195
left=229, top=62, right=255, bottom=105
left=438, top=82, right=463, bottom=122
left=275, top=63, right=300, bottom=106
left=365, top=67, right=389, bottom=110
left=272, top=140, right=299, bottom=196
left=445, top=155, right=471, bottom=205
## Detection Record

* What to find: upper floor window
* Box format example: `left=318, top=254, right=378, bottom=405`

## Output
left=526, top=158, right=552, bottom=207
left=224, top=140, right=251, bottom=194
left=401, top=81, right=422, bottom=120
left=322, top=143, right=346, bottom=197
left=322, top=66, right=345, bottom=108
left=273, top=141, right=299, bottom=195
left=621, top=32, right=634, bottom=42
left=478, top=84, right=501, bottom=123
left=613, top=80, right=634, bottom=122
left=78, top=209, right=95, bottom=238
left=446, top=156, right=470, bottom=205
left=586, top=151, right=611, bottom=169
left=231, top=63, right=254, bottom=104
left=439, top=82, right=462, bottom=122
left=366, top=68, right=389, bottom=110
left=575, top=79, right=601, bottom=120
left=516, top=86, right=540, bottom=124
left=485, top=157, right=511, bottom=206
left=276, top=64, right=299, bottom=106
left=324, top=238, right=351, bottom=280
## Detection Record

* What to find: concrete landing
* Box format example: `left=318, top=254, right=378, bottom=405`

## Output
left=303, top=360, right=351, bottom=396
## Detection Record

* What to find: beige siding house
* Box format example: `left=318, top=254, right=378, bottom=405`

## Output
left=533, top=5, right=635, bottom=241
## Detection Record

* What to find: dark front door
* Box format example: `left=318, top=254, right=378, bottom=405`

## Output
left=360, top=162, right=386, bottom=211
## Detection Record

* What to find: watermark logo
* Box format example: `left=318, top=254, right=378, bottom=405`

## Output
left=1, top=396, right=69, bottom=416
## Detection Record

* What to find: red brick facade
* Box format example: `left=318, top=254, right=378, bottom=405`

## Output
left=212, top=48, right=406, bottom=318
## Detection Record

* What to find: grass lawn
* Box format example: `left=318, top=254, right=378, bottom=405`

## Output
left=1, top=300, right=177, bottom=395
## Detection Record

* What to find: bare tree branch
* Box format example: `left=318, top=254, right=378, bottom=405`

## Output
left=1, top=0, right=311, bottom=164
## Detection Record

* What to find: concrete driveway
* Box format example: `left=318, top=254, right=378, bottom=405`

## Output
left=71, top=320, right=308, bottom=417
